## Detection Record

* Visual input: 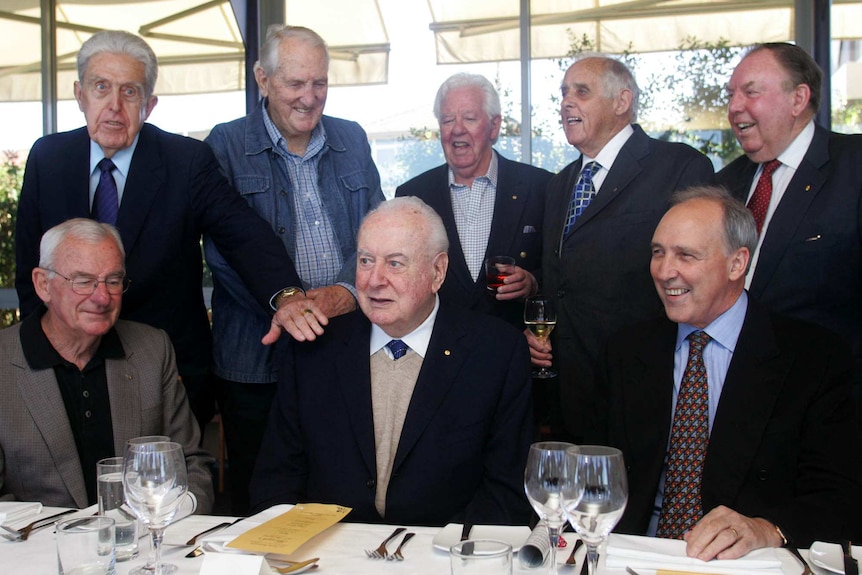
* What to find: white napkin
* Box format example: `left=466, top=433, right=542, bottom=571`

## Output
left=0, top=501, right=42, bottom=525
left=605, top=533, right=784, bottom=574
left=201, top=504, right=295, bottom=555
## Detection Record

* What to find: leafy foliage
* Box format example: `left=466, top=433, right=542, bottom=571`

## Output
left=0, top=152, right=21, bottom=327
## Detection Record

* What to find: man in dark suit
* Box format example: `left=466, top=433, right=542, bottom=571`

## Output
left=529, top=56, right=714, bottom=441
left=15, top=31, right=322, bottom=431
left=251, top=197, right=533, bottom=526
left=396, top=73, right=551, bottom=328
left=1, top=219, right=213, bottom=512
left=717, top=42, right=862, bottom=422
left=596, top=186, right=862, bottom=559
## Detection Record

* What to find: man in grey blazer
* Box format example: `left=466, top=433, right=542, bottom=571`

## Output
left=0, top=219, right=213, bottom=512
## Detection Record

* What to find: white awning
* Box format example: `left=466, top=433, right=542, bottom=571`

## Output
left=0, top=0, right=390, bottom=102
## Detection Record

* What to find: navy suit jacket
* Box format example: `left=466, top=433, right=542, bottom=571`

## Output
left=15, top=124, right=300, bottom=377
left=718, top=125, right=862, bottom=407
left=395, top=152, right=552, bottom=328
left=250, top=302, right=534, bottom=526
left=593, top=298, right=862, bottom=547
left=543, top=125, right=714, bottom=441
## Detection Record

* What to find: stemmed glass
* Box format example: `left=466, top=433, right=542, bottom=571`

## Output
left=123, top=441, right=188, bottom=575
left=524, top=296, right=557, bottom=379
left=524, top=442, right=582, bottom=574
left=562, top=445, right=628, bottom=575
left=125, top=435, right=170, bottom=575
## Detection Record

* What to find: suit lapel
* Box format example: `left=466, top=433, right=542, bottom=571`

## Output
left=703, top=302, right=788, bottom=504
left=107, top=351, right=142, bottom=455
left=66, top=128, right=94, bottom=218
left=333, top=314, right=378, bottom=476
left=392, top=306, right=467, bottom=471
left=423, top=167, right=475, bottom=294
left=117, top=125, right=166, bottom=255
left=749, top=127, right=829, bottom=299
left=485, top=154, right=529, bottom=263
left=11, top=348, right=88, bottom=508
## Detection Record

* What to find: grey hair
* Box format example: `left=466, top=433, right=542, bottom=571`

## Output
left=77, top=30, right=158, bottom=99
left=364, top=197, right=449, bottom=258
left=39, top=218, right=126, bottom=272
left=433, top=73, right=502, bottom=143
left=669, top=185, right=758, bottom=261
left=573, top=54, right=640, bottom=122
left=255, top=25, right=330, bottom=77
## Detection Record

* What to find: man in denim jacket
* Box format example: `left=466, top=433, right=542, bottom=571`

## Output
left=204, top=25, right=384, bottom=514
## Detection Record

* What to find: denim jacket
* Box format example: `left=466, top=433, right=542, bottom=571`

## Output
left=203, top=107, right=384, bottom=383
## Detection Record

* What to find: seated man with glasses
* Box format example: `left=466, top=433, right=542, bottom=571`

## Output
left=0, top=218, right=214, bottom=511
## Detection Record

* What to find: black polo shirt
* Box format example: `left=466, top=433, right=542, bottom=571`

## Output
left=19, top=308, right=125, bottom=505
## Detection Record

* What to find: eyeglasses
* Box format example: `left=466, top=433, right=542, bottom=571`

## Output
left=45, top=268, right=131, bottom=295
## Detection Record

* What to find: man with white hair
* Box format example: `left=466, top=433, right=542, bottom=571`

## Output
left=251, top=197, right=533, bottom=526
left=0, top=219, right=213, bottom=512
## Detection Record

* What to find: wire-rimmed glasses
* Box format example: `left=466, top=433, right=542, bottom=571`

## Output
left=44, top=268, right=131, bottom=295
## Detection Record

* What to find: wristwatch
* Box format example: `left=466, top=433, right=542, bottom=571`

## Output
left=273, top=286, right=305, bottom=309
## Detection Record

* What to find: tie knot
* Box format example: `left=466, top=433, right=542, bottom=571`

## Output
left=98, top=158, right=116, bottom=174
left=582, top=161, right=601, bottom=179
left=687, top=330, right=712, bottom=351
left=761, top=159, right=780, bottom=177
left=386, top=339, right=409, bottom=360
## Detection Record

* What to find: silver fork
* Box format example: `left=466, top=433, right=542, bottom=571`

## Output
left=365, top=527, right=406, bottom=559
left=387, top=532, right=415, bottom=561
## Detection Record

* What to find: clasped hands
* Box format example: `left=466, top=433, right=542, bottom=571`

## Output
left=262, top=285, right=356, bottom=344
left=683, top=505, right=784, bottom=561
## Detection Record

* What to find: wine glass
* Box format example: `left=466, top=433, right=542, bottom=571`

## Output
left=123, top=441, right=188, bottom=575
left=125, top=436, right=170, bottom=575
left=524, top=296, right=557, bottom=378
left=562, top=445, right=628, bottom=575
left=524, top=442, right=581, bottom=574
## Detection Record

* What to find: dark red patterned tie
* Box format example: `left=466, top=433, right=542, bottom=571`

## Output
left=747, top=159, right=780, bottom=236
left=656, top=330, right=712, bottom=539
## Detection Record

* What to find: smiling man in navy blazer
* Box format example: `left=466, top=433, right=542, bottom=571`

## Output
left=15, top=31, right=324, bottom=431
left=717, top=43, right=862, bottom=424
left=251, top=197, right=533, bottom=526
left=395, top=73, right=551, bottom=329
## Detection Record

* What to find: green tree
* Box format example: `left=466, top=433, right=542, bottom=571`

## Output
left=0, top=151, right=21, bottom=326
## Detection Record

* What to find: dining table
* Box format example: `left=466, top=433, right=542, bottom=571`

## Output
left=0, top=506, right=838, bottom=574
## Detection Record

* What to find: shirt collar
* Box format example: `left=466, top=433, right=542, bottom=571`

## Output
left=580, top=124, right=634, bottom=171
left=261, top=99, right=327, bottom=159
left=675, top=290, right=748, bottom=354
left=369, top=295, right=440, bottom=359
left=89, top=134, right=138, bottom=180
left=448, top=149, right=499, bottom=189
left=775, top=119, right=815, bottom=170
left=19, top=306, right=126, bottom=370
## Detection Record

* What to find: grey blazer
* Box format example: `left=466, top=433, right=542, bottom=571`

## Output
left=0, top=320, right=214, bottom=512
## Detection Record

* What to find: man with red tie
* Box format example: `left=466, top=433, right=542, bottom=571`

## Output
left=717, top=42, right=862, bottom=426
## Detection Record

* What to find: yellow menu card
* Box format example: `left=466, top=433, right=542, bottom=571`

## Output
left=226, top=503, right=352, bottom=556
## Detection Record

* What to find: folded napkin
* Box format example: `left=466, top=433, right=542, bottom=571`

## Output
left=0, top=501, right=42, bottom=525
left=605, top=533, right=783, bottom=574
left=201, top=505, right=295, bottom=555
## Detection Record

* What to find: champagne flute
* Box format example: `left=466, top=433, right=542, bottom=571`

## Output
left=524, top=442, right=581, bottom=574
left=123, top=441, right=188, bottom=575
left=125, top=436, right=170, bottom=575
left=562, top=445, right=628, bottom=575
left=524, top=296, right=557, bottom=378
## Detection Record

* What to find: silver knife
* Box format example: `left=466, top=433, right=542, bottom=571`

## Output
left=460, top=523, right=474, bottom=555
left=842, top=540, right=858, bottom=575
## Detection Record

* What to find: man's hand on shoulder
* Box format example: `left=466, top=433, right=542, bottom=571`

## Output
left=262, top=294, right=329, bottom=345
left=683, top=505, right=784, bottom=561
left=495, top=265, right=537, bottom=301
left=305, top=285, right=357, bottom=317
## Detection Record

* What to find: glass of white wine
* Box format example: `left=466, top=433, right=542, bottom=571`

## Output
left=524, top=295, right=557, bottom=378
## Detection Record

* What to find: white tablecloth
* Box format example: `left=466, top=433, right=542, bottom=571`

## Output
left=0, top=510, right=827, bottom=574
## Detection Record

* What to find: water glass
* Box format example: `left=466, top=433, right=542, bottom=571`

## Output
left=97, top=456, right=139, bottom=561
left=57, top=516, right=116, bottom=575
left=450, top=539, right=513, bottom=574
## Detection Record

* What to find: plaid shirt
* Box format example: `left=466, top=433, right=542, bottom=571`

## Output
left=449, top=152, right=499, bottom=280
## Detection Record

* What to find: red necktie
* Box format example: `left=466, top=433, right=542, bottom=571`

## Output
left=747, top=160, right=780, bottom=235
left=656, top=330, right=712, bottom=539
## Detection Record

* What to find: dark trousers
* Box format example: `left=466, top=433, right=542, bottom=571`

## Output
left=214, top=376, right=277, bottom=516
left=179, top=370, right=216, bottom=445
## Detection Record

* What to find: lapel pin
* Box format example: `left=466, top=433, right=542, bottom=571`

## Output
left=444, top=350, right=451, bottom=356
left=511, top=195, right=518, bottom=200
left=804, top=185, right=811, bottom=192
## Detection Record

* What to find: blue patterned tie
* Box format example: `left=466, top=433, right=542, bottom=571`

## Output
left=92, top=158, right=119, bottom=225
left=563, top=161, right=601, bottom=237
left=386, top=339, right=409, bottom=360
left=656, top=330, right=712, bottom=539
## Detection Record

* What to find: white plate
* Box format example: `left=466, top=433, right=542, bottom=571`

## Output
left=432, top=523, right=531, bottom=553
left=809, top=541, right=862, bottom=574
